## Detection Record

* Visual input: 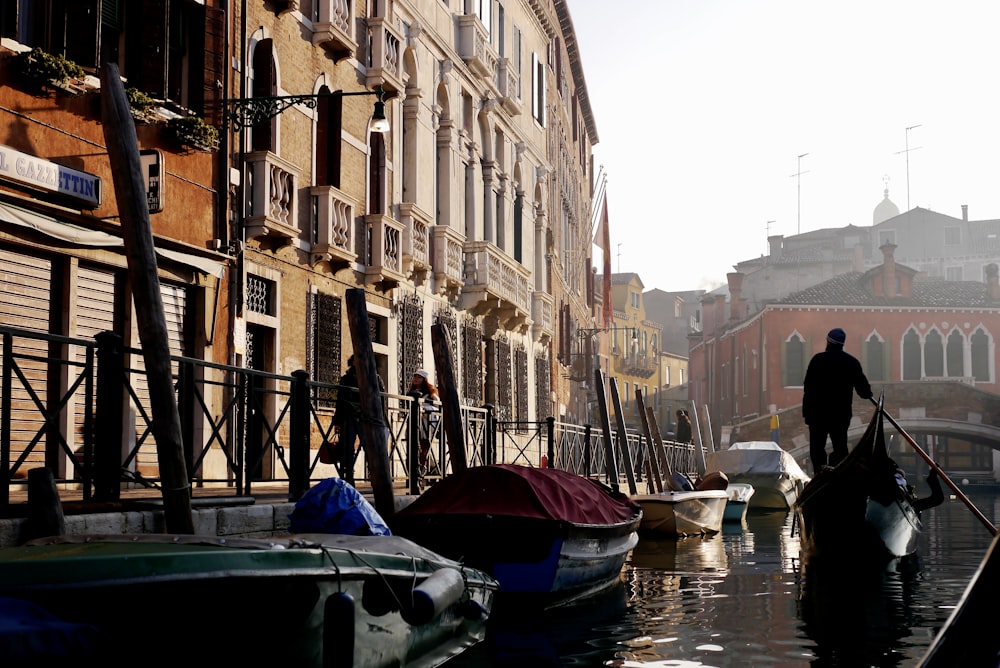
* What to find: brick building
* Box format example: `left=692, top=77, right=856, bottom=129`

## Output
left=690, top=244, right=1000, bottom=477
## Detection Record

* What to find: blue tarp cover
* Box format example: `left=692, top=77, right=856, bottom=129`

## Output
left=289, top=478, right=391, bottom=536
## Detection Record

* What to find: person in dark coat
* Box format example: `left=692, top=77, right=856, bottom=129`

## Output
left=802, top=327, right=874, bottom=473
left=332, top=355, right=385, bottom=485
left=675, top=409, right=693, bottom=444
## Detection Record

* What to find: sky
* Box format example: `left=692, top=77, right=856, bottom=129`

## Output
left=570, top=1, right=1000, bottom=292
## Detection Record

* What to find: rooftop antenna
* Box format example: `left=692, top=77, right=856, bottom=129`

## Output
left=791, top=153, right=809, bottom=235
left=617, top=243, right=622, bottom=273
left=766, top=220, right=775, bottom=254
left=895, top=125, right=922, bottom=211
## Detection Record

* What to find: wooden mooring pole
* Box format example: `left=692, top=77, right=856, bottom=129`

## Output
left=100, top=63, right=193, bottom=534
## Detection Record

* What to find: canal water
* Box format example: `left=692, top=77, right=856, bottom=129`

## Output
left=449, top=488, right=998, bottom=667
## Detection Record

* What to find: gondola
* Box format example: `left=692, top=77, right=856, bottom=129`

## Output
left=794, top=395, right=922, bottom=563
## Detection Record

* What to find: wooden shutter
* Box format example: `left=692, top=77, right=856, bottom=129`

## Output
left=0, top=248, right=53, bottom=472
left=126, top=0, right=168, bottom=98
left=200, top=5, right=225, bottom=125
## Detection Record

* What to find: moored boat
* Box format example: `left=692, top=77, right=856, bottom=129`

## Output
left=389, top=464, right=642, bottom=610
left=631, top=488, right=729, bottom=537
left=705, top=441, right=810, bottom=511
left=0, top=532, right=497, bottom=667
left=723, top=482, right=755, bottom=524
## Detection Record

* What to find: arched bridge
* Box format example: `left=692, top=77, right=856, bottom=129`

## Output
left=726, top=380, right=1000, bottom=479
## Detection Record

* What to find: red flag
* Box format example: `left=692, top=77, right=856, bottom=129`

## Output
left=593, top=196, right=613, bottom=328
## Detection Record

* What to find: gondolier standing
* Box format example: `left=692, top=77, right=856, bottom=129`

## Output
left=802, top=327, right=873, bottom=474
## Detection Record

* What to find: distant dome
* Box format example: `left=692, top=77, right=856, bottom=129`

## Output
left=873, top=188, right=900, bottom=224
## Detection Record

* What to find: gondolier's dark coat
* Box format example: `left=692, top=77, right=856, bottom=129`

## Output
left=802, top=348, right=873, bottom=427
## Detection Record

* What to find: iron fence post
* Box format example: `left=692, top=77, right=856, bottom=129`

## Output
left=289, top=370, right=311, bottom=501
left=408, top=392, right=421, bottom=494
left=94, top=331, right=124, bottom=502
left=546, top=416, right=555, bottom=468
left=484, top=404, right=495, bottom=465
left=584, top=424, right=592, bottom=476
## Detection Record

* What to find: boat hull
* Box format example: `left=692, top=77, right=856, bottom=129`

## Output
left=390, top=464, right=643, bottom=609
left=723, top=483, right=755, bottom=524
left=633, top=490, right=729, bottom=536
left=0, top=533, right=497, bottom=667
left=730, top=473, right=804, bottom=510
left=794, top=403, right=922, bottom=561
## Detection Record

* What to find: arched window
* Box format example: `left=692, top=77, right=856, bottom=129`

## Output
left=946, top=330, right=964, bottom=377
left=316, top=86, right=342, bottom=187
left=865, top=333, right=886, bottom=382
left=783, top=333, right=805, bottom=387
left=251, top=39, right=275, bottom=152
left=924, top=330, right=944, bottom=377
left=971, top=328, right=990, bottom=382
left=368, top=132, right=386, bottom=215
left=902, top=328, right=921, bottom=380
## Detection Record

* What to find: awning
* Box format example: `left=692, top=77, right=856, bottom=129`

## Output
left=0, top=200, right=226, bottom=278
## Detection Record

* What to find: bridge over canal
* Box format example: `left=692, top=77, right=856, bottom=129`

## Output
left=722, top=380, right=1000, bottom=482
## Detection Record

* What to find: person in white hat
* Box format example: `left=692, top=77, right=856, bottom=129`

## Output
left=802, top=327, right=873, bottom=473
left=406, top=369, right=440, bottom=474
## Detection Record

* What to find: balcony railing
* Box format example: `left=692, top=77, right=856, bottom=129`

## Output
left=614, top=349, right=658, bottom=379
left=457, top=14, right=497, bottom=81
left=312, top=0, right=357, bottom=62
left=431, top=225, right=465, bottom=297
left=461, top=241, right=530, bottom=327
left=531, top=291, right=554, bottom=341
left=364, top=213, right=406, bottom=286
left=497, top=58, right=522, bottom=115
left=398, top=202, right=431, bottom=278
left=310, top=185, right=357, bottom=268
left=366, top=18, right=403, bottom=96
left=244, top=151, right=299, bottom=241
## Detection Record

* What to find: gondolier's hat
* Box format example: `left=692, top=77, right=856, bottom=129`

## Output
left=827, top=328, right=846, bottom=345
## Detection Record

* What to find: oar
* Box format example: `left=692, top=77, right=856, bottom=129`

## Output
left=871, top=398, right=997, bottom=536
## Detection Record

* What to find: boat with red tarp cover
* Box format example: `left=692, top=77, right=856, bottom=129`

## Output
left=390, top=464, right=642, bottom=609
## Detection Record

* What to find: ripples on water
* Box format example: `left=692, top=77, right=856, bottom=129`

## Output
left=449, top=489, right=997, bottom=667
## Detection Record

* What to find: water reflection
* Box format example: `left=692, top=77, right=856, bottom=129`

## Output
left=446, top=491, right=997, bottom=667
left=798, top=555, right=921, bottom=666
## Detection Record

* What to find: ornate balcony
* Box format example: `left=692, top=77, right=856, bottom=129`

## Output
left=531, top=291, right=554, bottom=342
left=613, top=349, right=658, bottom=379
left=457, top=14, right=497, bottom=81
left=398, top=202, right=431, bottom=280
left=497, top=58, right=522, bottom=116
left=461, top=241, right=530, bottom=330
left=310, top=185, right=357, bottom=268
left=312, top=0, right=357, bottom=62
left=244, top=151, right=299, bottom=242
left=364, top=213, right=406, bottom=287
left=431, top=224, right=465, bottom=298
left=366, top=18, right=403, bottom=97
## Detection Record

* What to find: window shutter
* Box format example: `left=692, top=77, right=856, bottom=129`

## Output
left=201, top=5, right=225, bottom=125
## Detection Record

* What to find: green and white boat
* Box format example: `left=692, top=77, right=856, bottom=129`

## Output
left=0, top=532, right=497, bottom=667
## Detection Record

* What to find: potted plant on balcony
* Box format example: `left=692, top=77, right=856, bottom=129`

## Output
left=12, top=47, right=86, bottom=94
left=125, top=87, right=156, bottom=122
left=167, top=115, right=219, bottom=152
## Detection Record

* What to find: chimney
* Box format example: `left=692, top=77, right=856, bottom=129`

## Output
left=962, top=204, right=968, bottom=221
left=987, top=264, right=1000, bottom=302
left=727, top=272, right=744, bottom=322
left=880, top=242, right=897, bottom=297
left=768, top=235, right=783, bottom=261
left=853, top=243, right=864, bottom=272
left=714, top=294, right=726, bottom=333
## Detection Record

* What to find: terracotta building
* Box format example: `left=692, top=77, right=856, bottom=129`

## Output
left=690, top=244, right=1000, bottom=474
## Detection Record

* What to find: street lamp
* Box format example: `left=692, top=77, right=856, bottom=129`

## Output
left=223, top=85, right=390, bottom=133
left=791, top=153, right=809, bottom=235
